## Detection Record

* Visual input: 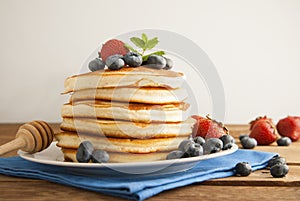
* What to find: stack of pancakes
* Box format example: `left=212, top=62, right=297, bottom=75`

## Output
left=55, top=67, right=196, bottom=163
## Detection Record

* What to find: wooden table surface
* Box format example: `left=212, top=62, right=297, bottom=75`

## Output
left=0, top=123, right=299, bottom=201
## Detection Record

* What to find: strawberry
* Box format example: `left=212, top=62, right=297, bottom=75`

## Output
left=99, top=39, right=129, bottom=62
left=192, top=115, right=228, bottom=139
left=249, top=116, right=273, bottom=130
left=249, top=118, right=277, bottom=145
left=276, top=116, right=300, bottom=141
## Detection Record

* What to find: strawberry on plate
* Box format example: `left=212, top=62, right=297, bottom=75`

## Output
left=276, top=116, right=300, bottom=141
left=192, top=115, right=228, bottom=139
left=249, top=116, right=277, bottom=145
left=99, top=39, right=129, bottom=62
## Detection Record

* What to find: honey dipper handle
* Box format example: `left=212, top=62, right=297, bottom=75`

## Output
left=0, top=137, right=26, bottom=156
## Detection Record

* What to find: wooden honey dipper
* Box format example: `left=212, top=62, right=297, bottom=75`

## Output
left=0, top=121, right=54, bottom=156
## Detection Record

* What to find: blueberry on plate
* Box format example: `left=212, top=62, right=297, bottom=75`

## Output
left=76, top=141, right=94, bottom=163
left=163, top=57, right=173, bottom=70
left=88, top=58, right=106, bottom=72
left=241, top=136, right=257, bottom=149
left=144, top=55, right=166, bottom=69
left=166, top=150, right=185, bottom=160
left=123, top=52, right=142, bottom=67
left=277, top=137, right=292, bottom=146
left=219, top=135, right=235, bottom=150
left=235, top=162, right=252, bottom=176
left=203, top=138, right=223, bottom=155
left=193, top=136, right=205, bottom=146
left=91, top=150, right=109, bottom=163
left=270, top=164, right=289, bottom=178
left=106, top=54, right=125, bottom=70
left=178, top=139, right=195, bottom=154
left=190, top=146, right=203, bottom=157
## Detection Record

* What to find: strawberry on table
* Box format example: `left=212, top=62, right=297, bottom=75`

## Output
left=276, top=116, right=300, bottom=142
left=249, top=116, right=277, bottom=145
left=192, top=115, right=228, bottom=139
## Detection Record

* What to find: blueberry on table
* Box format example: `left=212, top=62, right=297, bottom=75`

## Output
left=91, top=150, right=109, bottom=163
left=239, top=134, right=249, bottom=141
left=193, top=136, right=205, bottom=146
left=88, top=58, right=106, bottom=71
left=267, top=156, right=286, bottom=168
left=144, top=55, right=166, bottom=69
left=241, top=136, right=257, bottom=149
left=123, top=52, right=143, bottom=67
left=76, top=141, right=94, bottom=163
left=203, top=138, right=223, bottom=155
left=106, top=54, right=125, bottom=70
left=277, top=137, right=292, bottom=146
left=235, top=162, right=252, bottom=176
left=166, top=150, right=185, bottom=160
left=270, top=164, right=289, bottom=178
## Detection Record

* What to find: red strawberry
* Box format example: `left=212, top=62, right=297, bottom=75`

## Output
left=249, top=116, right=273, bottom=130
left=192, top=115, right=228, bottom=139
left=99, top=39, right=129, bottom=62
left=276, top=116, right=300, bottom=141
left=249, top=118, right=277, bottom=145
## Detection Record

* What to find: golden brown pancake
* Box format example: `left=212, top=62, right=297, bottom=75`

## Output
left=68, top=87, right=187, bottom=104
left=64, top=67, right=185, bottom=93
left=61, top=100, right=190, bottom=123
left=55, top=131, right=187, bottom=153
left=60, top=117, right=196, bottom=139
left=61, top=148, right=170, bottom=163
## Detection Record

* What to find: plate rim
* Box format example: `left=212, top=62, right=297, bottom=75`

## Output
left=18, top=142, right=238, bottom=168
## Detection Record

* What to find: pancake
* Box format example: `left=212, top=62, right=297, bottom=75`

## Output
left=69, top=87, right=187, bottom=104
left=55, top=131, right=187, bottom=153
left=64, top=67, right=185, bottom=93
left=61, top=100, right=191, bottom=123
left=60, top=117, right=196, bottom=139
left=61, top=148, right=170, bottom=163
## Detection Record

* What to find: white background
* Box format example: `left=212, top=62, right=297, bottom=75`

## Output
left=0, top=0, right=299, bottom=123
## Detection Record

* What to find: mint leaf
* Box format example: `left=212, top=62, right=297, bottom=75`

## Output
left=124, top=43, right=141, bottom=55
left=142, top=33, right=148, bottom=43
left=130, top=37, right=145, bottom=49
left=146, top=37, right=159, bottom=50
left=142, top=51, right=165, bottom=61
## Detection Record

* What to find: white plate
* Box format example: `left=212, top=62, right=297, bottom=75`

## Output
left=18, top=142, right=238, bottom=177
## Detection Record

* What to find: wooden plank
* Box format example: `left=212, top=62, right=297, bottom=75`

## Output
left=0, top=181, right=299, bottom=201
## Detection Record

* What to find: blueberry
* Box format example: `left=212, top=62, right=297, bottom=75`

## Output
left=144, top=55, right=166, bottom=69
left=239, top=134, right=249, bottom=141
left=91, top=150, right=109, bottom=163
left=76, top=141, right=94, bottom=163
left=166, top=150, right=185, bottom=160
left=277, top=137, right=292, bottom=146
left=235, top=162, right=252, bottom=176
left=88, top=58, right=106, bottom=72
left=163, top=57, right=173, bottom=70
left=106, top=54, right=125, bottom=70
left=178, top=139, right=195, bottom=154
left=190, top=146, right=203, bottom=157
left=270, top=164, right=289, bottom=178
left=267, top=156, right=286, bottom=168
left=123, top=52, right=142, bottom=67
left=203, top=138, right=223, bottom=155
left=194, top=136, right=205, bottom=146
left=241, top=136, right=257, bottom=149
left=219, top=135, right=234, bottom=150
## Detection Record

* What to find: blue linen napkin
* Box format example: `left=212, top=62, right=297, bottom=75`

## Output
left=0, top=150, right=276, bottom=201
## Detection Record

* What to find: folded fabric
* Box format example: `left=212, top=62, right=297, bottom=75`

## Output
left=0, top=150, right=276, bottom=201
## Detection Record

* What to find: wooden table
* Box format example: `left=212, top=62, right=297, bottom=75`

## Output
left=0, top=124, right=300, bottom=201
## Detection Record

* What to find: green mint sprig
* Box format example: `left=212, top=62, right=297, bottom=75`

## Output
left=124, top=33, right=165, bottom=61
